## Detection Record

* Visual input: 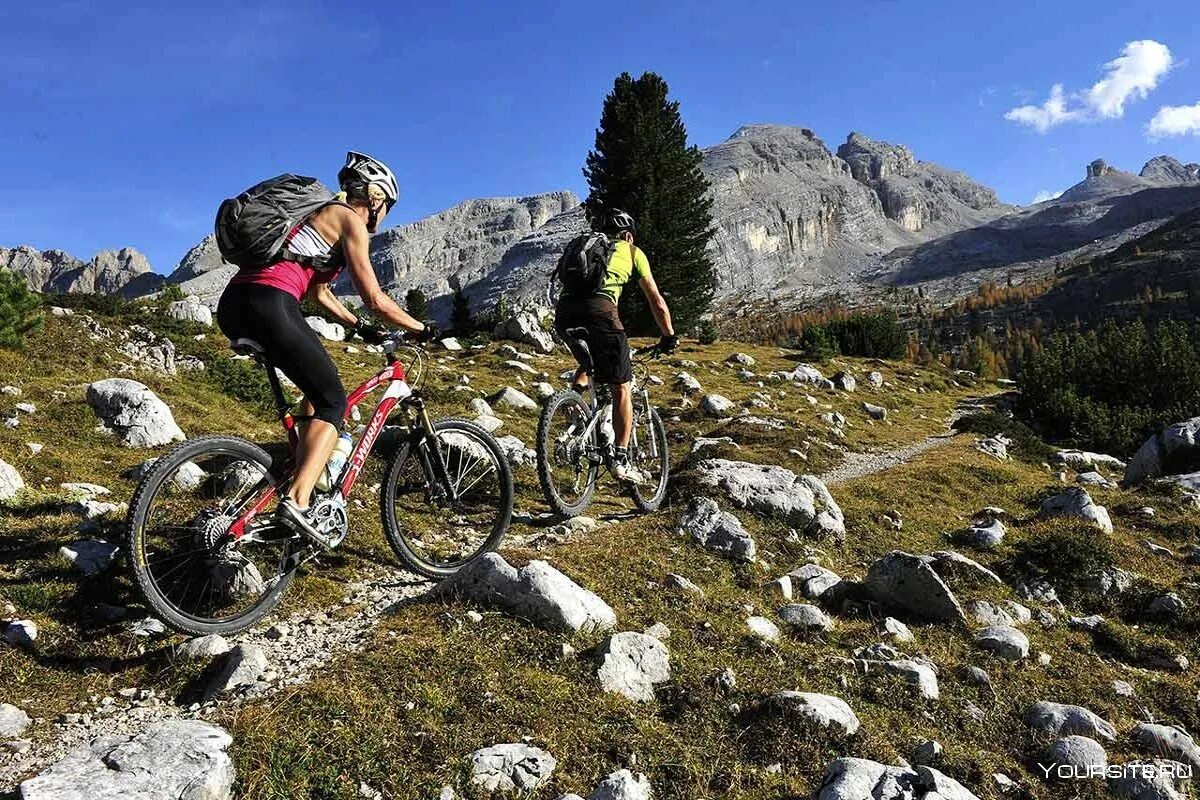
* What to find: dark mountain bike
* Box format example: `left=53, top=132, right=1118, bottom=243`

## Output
left=126, top=333, right=513, bottom=636
left=536, top=332, right=669, bottom=517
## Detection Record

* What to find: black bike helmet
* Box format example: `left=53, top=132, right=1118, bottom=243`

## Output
left=608, top=209, right=635, bottom=234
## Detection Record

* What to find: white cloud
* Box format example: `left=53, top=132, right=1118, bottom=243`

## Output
left=1147, top=102, right=1200, bottom=138
left=1085, top=40, right=1174, bottom=118
left=1004, top=40, right=1174, bottom=133
left=1031, top=189, right=1064, bottom=204
left=1004, top=84, right=1082, bottom=133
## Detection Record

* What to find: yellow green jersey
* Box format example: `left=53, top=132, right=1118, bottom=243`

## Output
left=599, top=240, right=652, bottom=305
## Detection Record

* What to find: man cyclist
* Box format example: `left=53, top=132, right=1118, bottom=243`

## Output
left=554, top=209, right=678, bottom=484
left=217, top=151, right=435, bottom=545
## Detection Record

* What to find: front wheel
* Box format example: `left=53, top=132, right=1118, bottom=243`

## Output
left=628, top=403, right=669, bottom=512
left=536, top=389, right=599, bottom=518
left=126, top=435, right=299, bottom=636
left=381, top=418, right=513, bottom=579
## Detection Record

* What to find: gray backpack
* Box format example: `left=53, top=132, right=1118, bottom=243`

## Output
left=214, top=174, right=337, bottom=269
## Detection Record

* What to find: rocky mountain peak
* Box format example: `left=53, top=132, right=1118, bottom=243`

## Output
left=1140, top=155, right=1200, bottom=184
left=1087, top=159, right=1117, bottom=179
left=837, top=132, right=917, bottom=183
left=0, top=244, right=156, bottom=296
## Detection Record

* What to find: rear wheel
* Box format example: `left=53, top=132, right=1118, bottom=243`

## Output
left=536, top=389, right=598, bottom=517
left=126, top=436, right=299, bottom=636
left=381, top=418, right=513, bottom=579
left=627, top=401, right=669, bottom=513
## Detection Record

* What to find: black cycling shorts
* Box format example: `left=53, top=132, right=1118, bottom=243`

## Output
left=216, top=283, right=347, bottom=429
left=555, top=296, right=632, bottom=385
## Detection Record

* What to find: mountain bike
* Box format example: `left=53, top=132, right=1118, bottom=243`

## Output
left=125, top=333, right=513, bottom=636
left=536, top=332, right=669, bottom=517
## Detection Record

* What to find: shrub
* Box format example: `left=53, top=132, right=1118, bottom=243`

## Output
left=158, top=284, right=186, bottom=303
left=952, top=411, right=1054, bottom=463
left=451, top=287, right=473, bottom=335
left=205, top=353, right=279, bottom=411
left=1004, top=526, right=1114, bottom=604
left=405, top=288, right=428, bottom=319
left=0, top=269, right=43, bottom=348
left=1019, top=319, right=1200, bottom=455
left=778, top=309, right=906, bottom=360
left=697, top=318, right=718, bottom=345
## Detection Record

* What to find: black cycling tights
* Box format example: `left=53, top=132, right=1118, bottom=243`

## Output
left=216, top=283, right=347, bottom=429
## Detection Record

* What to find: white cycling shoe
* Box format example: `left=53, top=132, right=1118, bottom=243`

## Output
left=610, top=459, right=650, bottom=485
left=274, top=497, right=337, bottom=550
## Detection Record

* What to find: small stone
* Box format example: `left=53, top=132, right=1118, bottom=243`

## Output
left=644, top=622, right=670, bottom=641
left=665, top=573, right=703, bottom=594
left=0, top=704, right=32, bottom=738
left=975, top=625, right=1029, bottom=660
left=912, top=739, right=943, bottom=766
left=776, top=603, right=833, bottom=633
left=746, top=616, right=781, bottom=643
left=883, top=617, right=914, bottom=643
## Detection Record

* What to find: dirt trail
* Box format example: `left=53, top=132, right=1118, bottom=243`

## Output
left=818, top=395, right=991, bottom=485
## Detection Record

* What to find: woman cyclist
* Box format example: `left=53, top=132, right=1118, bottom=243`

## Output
left=216, top=151, right=435, bottom=545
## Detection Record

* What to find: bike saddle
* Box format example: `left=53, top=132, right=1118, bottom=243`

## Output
left=230, top=337, right=266, bottom=358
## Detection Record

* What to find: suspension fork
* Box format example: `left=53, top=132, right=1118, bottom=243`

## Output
left=408, top=396, right=460, bottom=503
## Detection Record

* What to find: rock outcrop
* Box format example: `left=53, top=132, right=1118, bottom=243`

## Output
left=1, top=246, right=161, bottom=297
left=86, top=379, right=185, bottom=448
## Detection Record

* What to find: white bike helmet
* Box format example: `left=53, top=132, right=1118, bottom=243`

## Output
left=338, top=151, right=399, bottom=210
left=608, top=209, right=635, bottom=234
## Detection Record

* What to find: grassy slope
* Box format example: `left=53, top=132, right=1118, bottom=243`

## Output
left=1, top=305, right=1196, bottom=799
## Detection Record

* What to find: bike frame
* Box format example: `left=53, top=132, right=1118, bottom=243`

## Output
left=227, top=349, right=422, bottom=539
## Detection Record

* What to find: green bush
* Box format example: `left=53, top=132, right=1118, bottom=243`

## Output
left=205, top=354, right=280, bottom=412
left=1004, top=526, right=1115, bottom=604
left=1020, top=319, right=1200, bottom=455
left=697, top=318, right=718, bottom=345
left=405, top=288, right=428, bottom=319
left=40, top=290, right=134, bottom=318
left=158, top=284, right=186, bottom=303
left=783, top=310, right=906, bottom=361
left=0, top=269, right=43, bottom=349
left=952, top=411, right=1054, bottom=463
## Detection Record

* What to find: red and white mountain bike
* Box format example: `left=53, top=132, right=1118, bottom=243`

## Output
left=125, top=333, right=513, bottom=636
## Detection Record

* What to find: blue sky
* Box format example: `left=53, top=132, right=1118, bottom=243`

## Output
left=2, top=0, right=1198, bottom=272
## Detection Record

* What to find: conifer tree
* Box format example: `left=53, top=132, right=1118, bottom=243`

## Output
left=0, top=269, right=42, bottom=349
left=583, top=72, right=715, bottom=333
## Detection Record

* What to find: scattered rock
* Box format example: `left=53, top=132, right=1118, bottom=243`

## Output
left=86, top=378, right=185, bottom=448
left=490, top=387, right=539, bottom=412
left=883, top=617, right=914, bottom=643
left=0, top=458, right=25, bottom=501
left=494, top=311, right=554, bottom=354
left=165, top=296, right=213, bottom=326
left=305, top=316, right=345, bottom=341
left=863, top=551, right=966, bottom=624
left=912, top=739, right=943, bottom=766
left=174, top=634, right=231, bottom=662
left=1053, top=449, right=1126, bottom=472
left=1027, top=701, right=1116, bottom=741
left=2, top=619, right=37, bottom=648
left=767, top=691, right=860, bottom=737
left=1126, top=416, right=1200, bottom=484
left=1039, top=736, right=1108, bottom=780
left=777, top=603, right=833, bottom=633
left=862, top=402, right=887, bottom=421
left=202, top=644, right=269, bottom=701
left=495, top=435, right=536, bottom=468
left=1130, top=724, right=1200, bottom=771
left=961, top=514, right=1007, bottom=548
left=468, top=743, right=557, bottom=793
left=59, top=539, right=120, bottom=576
left=787, top=564, right=844, bottom=600
left=677, top=497, right=756, bottom=563
left=18, top=720, right=234, bottom=800
left=746, top=616, right=781, bottom=643
left=690, top=459, right=845, bottom=539
left=664, top=573, right=703, bottom=595
left=700, top=394, right=736, bottom=418
left=867, top=371, right=884, bottom=388
left=1147, top=593, right=1186, bottom=618
left=727, top=352, right=756, bottom=366
left=0, top=703, right=31, bottom=738
left=974, top=625, right=1030, bottom=660
left=440, top=337, right=463, bottom=351
left=436, top=552, right=616, bottom=634
left=974, top=435, right=1010, bottom=461
left=674, top=372, right=702, bottom=395
left=1040, top=487, right=1113, bottom=533
left=1108, top=759, right=1192, bottom=800
left=587, top=769, right=652, bottom=800
left=595, top=632, right=671, bottom=702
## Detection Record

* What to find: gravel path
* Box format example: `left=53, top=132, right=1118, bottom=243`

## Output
left=1, top=568, right=433, bottom=790
left=818, top=395, right=989, bottom=485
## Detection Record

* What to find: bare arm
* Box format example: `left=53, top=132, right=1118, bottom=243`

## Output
left=335, top=208, right=425, bottom=333
left=639, top=275, right=674, bottom=336
left=307, top=283, right=357, bottom=327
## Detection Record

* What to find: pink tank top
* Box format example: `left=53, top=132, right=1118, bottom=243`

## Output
left=230, top=223, right=343, bottom=301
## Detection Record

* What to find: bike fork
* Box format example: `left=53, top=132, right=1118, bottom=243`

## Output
left=411, top=399, right=459, bottom=502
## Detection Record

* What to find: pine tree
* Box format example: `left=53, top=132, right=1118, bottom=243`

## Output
left=583, top=72, right=715, bottom=333
left=0, top=269, right=42, bottom=349
left=405, top=288, right=428, bottom=320
left=451, top=287, right=473, bottom=335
